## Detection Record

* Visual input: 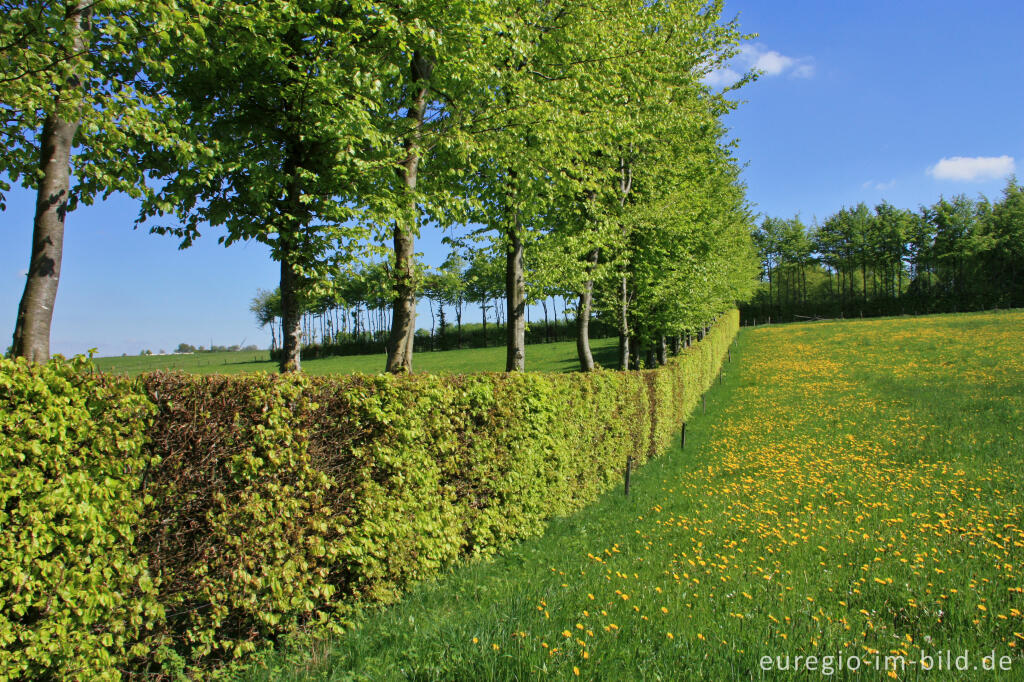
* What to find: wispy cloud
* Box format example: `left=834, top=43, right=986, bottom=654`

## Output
left=703, top=44, right=815, bottom=88
left=862, top=179, right=896, bottom=191
left=703, top=68, right=742, bottom=88
left=928, top=155, right=1015, bottom=182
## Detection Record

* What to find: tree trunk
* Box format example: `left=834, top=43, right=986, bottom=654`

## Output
left=438, top=305, right=447, bottom=350
left=386, top=52, right=433, bottom=373
left=10, top=4, right=91, bottom=363
left=657, top=336, right=668, bottom=366
left=481, top=299, right=488, bottom=346
left=428, top=298, right=435, bottom=351
left=618, top=273, right=630, bottom=370
left=456, top=301, right=463, bottom=348
left=862, top=260, right=868, bottom=303
left=542, top=298, right=550, bottom=342
left=12, top=114, right=81, bottom=363
left=576, top=248, right=599, bottom=372
left=279, top=255, right=302, bottom=372
left=505, top=215, right=526, bottom=372
left=553, top=297, right=560, bottom=340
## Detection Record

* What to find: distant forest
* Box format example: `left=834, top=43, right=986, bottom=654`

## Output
left=742, top=178, right=1024, bottom=322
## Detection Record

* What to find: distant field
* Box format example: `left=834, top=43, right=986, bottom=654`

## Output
left=93, top=336, right=620, bottom=376
left=246, top=309, right=1024, bottom=680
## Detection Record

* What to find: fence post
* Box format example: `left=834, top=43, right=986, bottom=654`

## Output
left=681, top=422, right=686, bottom=449
left=624, top=456, right=633, bottom=496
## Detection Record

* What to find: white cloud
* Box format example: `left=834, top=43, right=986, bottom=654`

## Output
left=749, top=48, right=794, bottom=76
left=928, top=155, right=1015, bottom=182
left=862, top=179, right=896, bottom=191
left=791, top=63, right=816, bottom=79
left=702, top=67, right=741, bottom=88
left=702, top=44, right=815, bottom=88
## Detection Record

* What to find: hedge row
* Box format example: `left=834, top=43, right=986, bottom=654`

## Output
left=0, top=309, right=738, bottom=679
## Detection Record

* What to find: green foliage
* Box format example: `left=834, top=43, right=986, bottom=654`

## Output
left=0, top=0, right=208, bottom=208
left=0, top=355, right=160, bottom=680
left=138, top=374, right=339, bottom=664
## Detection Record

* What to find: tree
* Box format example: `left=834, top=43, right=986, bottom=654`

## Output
left=978, top=177, right=1024, bottom=304
left=464, top=248, right=503, bottom=347
left=3, top=1, right=202, bottom=362
left=433, top=251, right=469, bottom=348
left=250, top=288, right=282, bottom=351
left=373, top=0, right=513, bottom=372
left=138, top=1, right=387, bottom=372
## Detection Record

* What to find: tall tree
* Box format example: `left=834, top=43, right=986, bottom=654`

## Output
left=3, top=0, right=201, bottom=362
left=249, top=288, right=282, bottom=351
left=375, top=1, right=510, bottom=372
left=978, top=178, right=1024, bottom=304
left=434, top=251, right=469, bottom=348
left=137, top=1, right=387, bottom=372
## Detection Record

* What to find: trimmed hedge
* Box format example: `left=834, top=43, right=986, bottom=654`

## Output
left=1, top=310, right=738, bottom=677
left=0, top=356, right=161, bottom=681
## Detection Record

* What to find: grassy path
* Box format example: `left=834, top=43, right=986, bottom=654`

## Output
left=242, top=311, right=1023, bottom=680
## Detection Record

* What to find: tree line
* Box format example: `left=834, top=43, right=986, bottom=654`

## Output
left=4, top=0, right=759, bottom=374
left=249, top=247, right=616, bottom=357
left=744, top=179, right=1024, bottom=321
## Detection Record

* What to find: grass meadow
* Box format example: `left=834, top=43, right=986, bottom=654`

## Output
left=238, top=310, right=1023, bottom=680
left=92, top=336, right=619, bottom=376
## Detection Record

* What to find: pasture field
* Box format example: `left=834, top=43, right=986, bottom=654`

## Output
left=243, top=310, right=1023, bottom=680
left=92, top=336, right=619, bottom=376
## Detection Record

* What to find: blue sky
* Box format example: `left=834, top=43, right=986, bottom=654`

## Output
left=2, top=0, right=1022, bottom=357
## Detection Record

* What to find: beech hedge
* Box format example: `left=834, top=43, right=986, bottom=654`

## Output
left=0, top=356, right=160, bottom=681
left=0, top=310, right=738, bottom=677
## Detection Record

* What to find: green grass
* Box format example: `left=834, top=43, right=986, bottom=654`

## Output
left=92, top=337, right=619, bottom=376
left=239, top=310, right=1024, bottom=681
